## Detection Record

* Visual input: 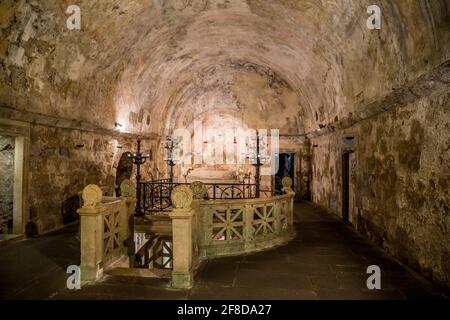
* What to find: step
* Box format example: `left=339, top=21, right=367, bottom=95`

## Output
left=134, top=215, right=172, bottom=236
left=105, top=267, right=171, bottom=279
left=0, top=234, right=24, bottom=246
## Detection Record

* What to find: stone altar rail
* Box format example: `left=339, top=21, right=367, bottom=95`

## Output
left=77, top=180, right=136, bottom=281
left=196, top=194, right=295, bottom=258
left=77, top=178, right=295, bottom=289
left=168, top=180, right=295, bottom=289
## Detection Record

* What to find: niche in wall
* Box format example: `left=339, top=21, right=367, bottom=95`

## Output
left=0, top=135, right=15, bottom=234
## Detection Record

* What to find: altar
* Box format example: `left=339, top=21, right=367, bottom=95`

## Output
left=185, top=167, right=243, bottom=184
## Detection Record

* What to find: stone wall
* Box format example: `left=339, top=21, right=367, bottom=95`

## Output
left=310, top=89, right=450, bottom=289
left=27, top=124, right=155, bottom=235
left=0, top=135, right=15, bottom=233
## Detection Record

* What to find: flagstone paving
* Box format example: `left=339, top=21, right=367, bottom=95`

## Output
left=1, top=202, right=448, bottom=300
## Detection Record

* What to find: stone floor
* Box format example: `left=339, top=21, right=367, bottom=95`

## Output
left=0, top=202, right=448, bottom=300
left=0, top=234, right=22, bottom=242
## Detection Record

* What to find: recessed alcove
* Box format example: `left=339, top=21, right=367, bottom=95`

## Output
left=0, top=122, right=28, bottom=242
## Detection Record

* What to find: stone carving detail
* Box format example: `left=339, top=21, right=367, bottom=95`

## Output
left=190, top=181, right=206, bottom=200
left=171, top=185, right=193, bottom=209
left=103, top=210, right=121, bottom=256
left=252, top=204, right=275, bottom=237
left=209, top=207, right=244, bottom=241
left=120, top=179, right=135, bottom=197
left=281, top=176, right=295, bottom=195
left=281, top=176, right=293, bottom=188
left=82, top=184, right=103, bottom=207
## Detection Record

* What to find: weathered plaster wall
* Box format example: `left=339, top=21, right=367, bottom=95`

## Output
left=27, top=125, right=155, bottom=235
left=0, top=135, right=15, bottom=233
left=165, top=61, right=304, bottom=134
left=1, top=0, right=449, bottom=136
left=310, top=88, right=450, bottom=289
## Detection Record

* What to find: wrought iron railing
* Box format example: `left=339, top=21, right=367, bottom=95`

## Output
left=140, top=181, right=183, bottom=212
left=204, top=183, right=257, bottom=200
left=139, top=181, right=270, bottom=213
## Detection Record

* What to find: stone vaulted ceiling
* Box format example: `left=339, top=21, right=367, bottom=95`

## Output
left=1, top=0, right=449, bottom=136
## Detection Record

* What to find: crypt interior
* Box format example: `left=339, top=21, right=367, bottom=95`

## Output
left=0, top=0, right=449, bottom=300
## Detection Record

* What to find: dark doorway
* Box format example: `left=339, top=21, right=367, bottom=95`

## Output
left=275, top=153, right=295, bottom=195
left=0, top=135, right=15, bottom=235
left=342, top=152, right=351, bottom=222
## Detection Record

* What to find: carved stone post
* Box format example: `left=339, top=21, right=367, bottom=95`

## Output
left=281, top=176, right=295, bottom=195
left=77, top=184, right=105, bottom=281
left=274, top=200, right=281, bottom=234
left=169, top=185, right=195, bottom=289
left=191, top=181, right=206, bottom=200
left=282, top=177, right=295, bottom=232
left=120, top=179, right=136, bottom=267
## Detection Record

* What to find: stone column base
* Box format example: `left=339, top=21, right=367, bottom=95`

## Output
left=80, top=264, right=103, bottom=282
left=171, top=271, right=193, bottom=289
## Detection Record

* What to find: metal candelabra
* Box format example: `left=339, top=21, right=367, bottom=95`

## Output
left=129, top=139, right=150, bottom=216
left=163, top=135, right=180, bottom=183
left=248, top=131, right=270, bottom=198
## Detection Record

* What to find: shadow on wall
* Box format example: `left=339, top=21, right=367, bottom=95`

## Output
left=25, top=221, right=38, bottom=237
left=115, top=152, right=133, bottom=197
left=56, top=152, right=133, bottom=230
left=61, top=195, right=81, bottom=225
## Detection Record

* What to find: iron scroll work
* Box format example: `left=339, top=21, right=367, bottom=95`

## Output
left=138, top=180, right=273, bottom=213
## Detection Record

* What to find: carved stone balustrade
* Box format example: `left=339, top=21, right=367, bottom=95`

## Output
left=168, top=185, right=198, bottom=289
left=168, top=179, right=295, bottom=289
left=196, top=193, right=295, bottom=258
left=77, top=180, right=136, bottom=281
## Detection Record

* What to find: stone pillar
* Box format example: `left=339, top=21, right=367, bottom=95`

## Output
left=77, top=184, right=105, bottom=281
left=119, top=179, right=136, bottom=241
left=120, top=179, right=136, bottom=267
left=169, top=185, right=195, bottom=289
